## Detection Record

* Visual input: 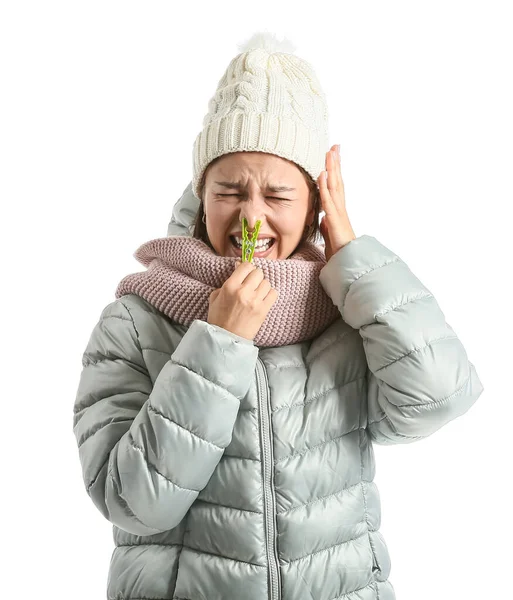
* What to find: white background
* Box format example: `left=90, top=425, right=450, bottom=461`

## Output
left=1, top=1, right=511, bottom=598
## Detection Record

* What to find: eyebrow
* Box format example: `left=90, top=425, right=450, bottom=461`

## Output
left=214, top=181, right=296, bottom=193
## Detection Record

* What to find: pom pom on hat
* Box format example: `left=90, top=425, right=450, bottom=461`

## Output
left=236, top=31, right=297, bottom=55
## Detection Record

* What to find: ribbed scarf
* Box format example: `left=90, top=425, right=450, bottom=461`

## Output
left=115, top=236, right=340, bottom=348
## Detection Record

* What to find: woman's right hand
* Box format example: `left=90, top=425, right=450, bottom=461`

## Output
left=207, top=261, right=279, bottom=341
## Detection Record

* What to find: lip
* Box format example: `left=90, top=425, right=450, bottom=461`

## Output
left=228, top=236, right=276, bottom=258
left=230, top=232, right=276, bottom=240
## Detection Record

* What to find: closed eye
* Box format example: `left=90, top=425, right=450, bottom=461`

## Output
left=216, top=194, right=292, bottom=202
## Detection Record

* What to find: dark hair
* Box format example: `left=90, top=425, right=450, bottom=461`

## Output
left=191, top=155, right=322, bottom=252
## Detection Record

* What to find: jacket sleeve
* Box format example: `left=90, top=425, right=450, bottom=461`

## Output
left=319, top=235, right=484, bottom=445
left=73, top=298, right=258, bottom=535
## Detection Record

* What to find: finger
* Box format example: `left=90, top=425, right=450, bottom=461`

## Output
left=229, top=260, right=257, bottom=286
left=327, top=149, right=343, bottom=193
left=320, top=217, right=333, bottom=254
left=263, top=286, right=279, bottom=308
left=244, top=266, right=266, bottom=291
left=230, top=262, right=263, bottom=287
left=320, top=215, right=330, bottom=241
left=318, top=169, right=336, bottom=216
left=234, top=259, right=255, bottom=270
left=256, top=277, right=272, bottom=301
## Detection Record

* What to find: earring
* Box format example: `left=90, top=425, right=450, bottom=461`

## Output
left=202, top=213, right=206, bottom=224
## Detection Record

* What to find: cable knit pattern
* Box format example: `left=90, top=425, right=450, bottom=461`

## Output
left=191, top=34, right=330, bottom=200
left=115, top=235, right=340, bottom=347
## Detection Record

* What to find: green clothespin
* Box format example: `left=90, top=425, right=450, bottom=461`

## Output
left=241, top=217, right=262, bottom=263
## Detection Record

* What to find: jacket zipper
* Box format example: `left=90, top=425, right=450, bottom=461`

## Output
left=256, top=357, right=281, bottom=600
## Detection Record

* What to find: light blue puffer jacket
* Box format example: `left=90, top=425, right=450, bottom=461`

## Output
left=73, top=182, right=484, bottom=600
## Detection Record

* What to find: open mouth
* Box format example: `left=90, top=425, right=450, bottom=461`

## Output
left=229, top=236, right=276, bottom=257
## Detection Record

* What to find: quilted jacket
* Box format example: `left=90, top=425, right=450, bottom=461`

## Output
left=73, top=182, right=484, bottom=600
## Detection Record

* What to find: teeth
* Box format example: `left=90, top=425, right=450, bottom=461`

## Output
left=231, top=236, right=274, bottom=253
left=234, top=236, right=273, bottom=248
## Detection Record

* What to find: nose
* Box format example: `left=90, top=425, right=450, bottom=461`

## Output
left=239, top=213, right=263, bottom=232
left=238, top=193, right=267, bottom=232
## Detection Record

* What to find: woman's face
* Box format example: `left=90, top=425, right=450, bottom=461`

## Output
left=203, top=152, right=314, bottom=260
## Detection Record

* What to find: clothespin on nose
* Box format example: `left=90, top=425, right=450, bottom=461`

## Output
left=242, top=217, right=262, bottom=263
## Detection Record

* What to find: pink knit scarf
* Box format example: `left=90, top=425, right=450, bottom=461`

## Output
left=115, top=236, right=340, bottom=347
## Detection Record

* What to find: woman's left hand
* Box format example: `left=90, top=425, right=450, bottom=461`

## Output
left=317, top=144, right=356, bottom=262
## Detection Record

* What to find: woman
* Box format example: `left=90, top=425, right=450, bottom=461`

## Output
left=73, top=33, right=484, bottom=600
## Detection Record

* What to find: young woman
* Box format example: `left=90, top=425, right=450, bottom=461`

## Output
left=72, top=33, right=484, bottom=600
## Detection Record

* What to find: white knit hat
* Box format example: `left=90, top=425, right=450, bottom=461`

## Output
left=191, top=32, right=330, bottom=200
